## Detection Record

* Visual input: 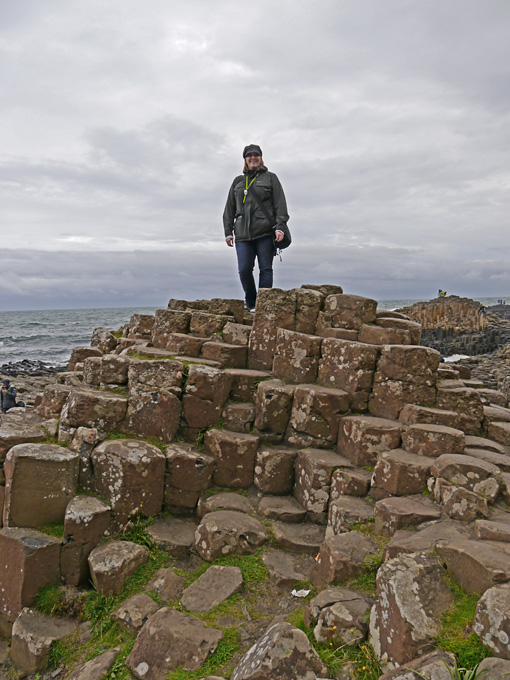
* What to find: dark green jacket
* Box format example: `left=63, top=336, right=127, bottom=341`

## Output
left=223, top=166, right=289, bottom=242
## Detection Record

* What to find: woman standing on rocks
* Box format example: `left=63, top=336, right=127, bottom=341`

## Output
left=223, top=144, right=290, bottom=312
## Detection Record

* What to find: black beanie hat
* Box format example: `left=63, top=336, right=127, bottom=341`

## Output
left=243, top=144, right=262, bottom=158
left=1, top=379, right=10, bottom=387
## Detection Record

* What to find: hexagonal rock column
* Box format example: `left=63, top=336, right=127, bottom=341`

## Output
left=294, top=287, right=324, bottom=334
left=60, top=388, right=128, bottom=433
left=430, top=478, right=489, bottom=522
left=221, top=402, right=256, bottom=433
left=330, top=468, right=372, bottom=498
left=271, top=521, right=325, bottom=554
left=222, top=321, right=251, bottom=345
left=371, top=449, right=434, bottom=496
left=201, top=341, right=248, bottom=368
left=399, top=403, right=461, bottom=430
left=88, top=540, right=148, bottom=596
left=321, top=293, right=377, bottom=330
left=197, top=491, right=255, bottom=518
left=436, top=538, right=510, bottom=595
left=82, top=356, right=102, bottom=386
left=369, top=553, right=453, bottom=669
left=151, top=309, right=191, bottom=348
left=306, top=588, right=372, bottom=646
left=377, top=649, right=456, bottom=680
left=374, top=496, right=441, bottom=538
left=0, top=528, right=61, bottom=624
left=100, top=355, right=131, bottom=385
left=231, top=621, right=328, bottom=680
left=147, top=517, right=198, bottom=558
left=401, top=423, right=465, bottom=457
left=91, top=439, right=165, bottom=528
left=3, top=443, right=79, bottom=527
left=247, top=288, right=297, bottom=370
left=61, top=495, right=111, bottom=586
left=207, top=298, right=245, bottom=323
left=182, top=364, right=232, bottom=433
left=430, top=454, right=501, bottom=500
left=272, top=328, right=322, bottom=384
left=328, top=496, right=374, bottom=535
left=337, top=415, right=402, bottom=467
left=67, top=346, right=102, bottom=371
left=125, top=312, right=155, bottom=339
left=294, top=448, right=353, bottom=523
left=254, top=446, right=298, bottom=495
left=91, top=326, right=118, bottom=353
left=473, top=584, right=510, bottom=659
left=436, top=386, right=484, bottom=435
left=65, top=649, right=119, bottom=680
left=310, top=531, right=378, bottom=589
left=358, top=321, right=413, bottom=346
left=204, top=429, right=259, bottom=488
left=124, top=359, right=184, bottom=442
left=34, top=384, right=76, bottom=419
left=317, top=338, right=380, bottom=411
left=112, top=593, right=159, bottom=635
left=0, top=421, right=47, bottom=459
left=10, top=609, right=78, bottom=673
left=224, top=367, right=271, bottom=402
left=369, top=345, right=441, bottom=420
left=123, top=389, right=181, bottom=443
left=375, top=317, right=421, bottom=343
left=180, top=565, right=243, bottom=612
left=128, top=359, right=184, bottom=397
left=195, top=511, right=267, bottom=561
left=253, top=379, right=295, bottom=443
left=164, top=443, right=215, bottom=512
left=488, top=421, right=510, bottom=446
left=67, top=426, right=100, bottom=491
left=285, top=384, right=349, bottom=449
left=126, top=608, right=223, bottom=680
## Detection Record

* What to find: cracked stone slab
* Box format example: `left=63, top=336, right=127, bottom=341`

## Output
left=181, top=565, right=243, bottom=612
left=146, top=517, right=198, bottom=558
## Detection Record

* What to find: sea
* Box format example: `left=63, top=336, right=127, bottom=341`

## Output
left=0, top=296, right=507, bottom=370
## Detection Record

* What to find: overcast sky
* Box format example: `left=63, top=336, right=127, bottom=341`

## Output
left=1, top=1, right=509, bottom=310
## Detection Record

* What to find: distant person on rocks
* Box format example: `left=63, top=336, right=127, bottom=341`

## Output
left=1, top=379, right=25, bottom=413
left=223, top=144, right=290, bottom=312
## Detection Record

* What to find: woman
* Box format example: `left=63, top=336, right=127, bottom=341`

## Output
left=223, top=144, right=290, bottom=312
left=1, top=379, right=25, bottom=413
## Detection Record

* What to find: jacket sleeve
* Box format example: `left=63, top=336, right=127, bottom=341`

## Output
left=270, top=173, right=290, bottom=231
left=223, top=180, right=237, bottom=238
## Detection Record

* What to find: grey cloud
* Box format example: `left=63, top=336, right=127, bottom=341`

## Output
left=1, top=1, right=510, bottom=310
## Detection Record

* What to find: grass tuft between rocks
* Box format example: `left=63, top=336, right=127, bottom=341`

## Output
left=288, top=609, right=381, bottom=680
left=436, top=574, right=492, bottom=670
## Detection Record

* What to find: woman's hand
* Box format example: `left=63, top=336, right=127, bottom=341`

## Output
left=275, top=230, right=284, bottom=242
left=226, top=237, right=234, bottom=247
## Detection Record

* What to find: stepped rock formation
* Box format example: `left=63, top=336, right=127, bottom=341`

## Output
left=399, top=294, right=510, bottom=356
left=1, top=284, right=510, bottom=678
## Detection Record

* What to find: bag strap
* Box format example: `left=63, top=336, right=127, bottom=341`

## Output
left=249, top=184, right=277, bottom=230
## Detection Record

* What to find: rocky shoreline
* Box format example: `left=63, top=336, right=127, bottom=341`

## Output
left=0, top=359, right=67, bottom=377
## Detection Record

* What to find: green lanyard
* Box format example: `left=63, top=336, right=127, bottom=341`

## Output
left=243, top=173, right=259, bottom=203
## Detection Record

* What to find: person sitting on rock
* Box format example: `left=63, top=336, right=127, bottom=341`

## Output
left=1, top=379, right=25, bottom=413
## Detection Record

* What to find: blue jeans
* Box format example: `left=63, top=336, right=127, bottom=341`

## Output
left=235, top=235, right=274, bottom=308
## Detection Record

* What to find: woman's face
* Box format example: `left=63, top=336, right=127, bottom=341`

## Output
left=246, top=153, right=262, bottom=170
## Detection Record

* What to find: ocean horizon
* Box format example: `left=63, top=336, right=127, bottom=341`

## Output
left=1, top=295, right=508, bottom=369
